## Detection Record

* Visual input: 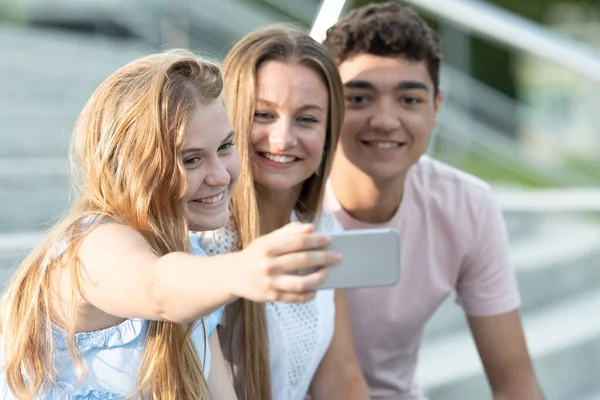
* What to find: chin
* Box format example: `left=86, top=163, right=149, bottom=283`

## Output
left=363, top=164, right=406, bottom=183
left=256, top=176, right=308, bottom=192
left=188, top=211, right=229, bottom=232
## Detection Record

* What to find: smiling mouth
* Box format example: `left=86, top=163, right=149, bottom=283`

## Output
left=194, top=192, right=224, bottom=204
left=361, top=140, right=406, bottom=149
left=260, top=152, right=299, bottom=164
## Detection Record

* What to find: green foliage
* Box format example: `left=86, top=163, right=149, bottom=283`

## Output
left=431, top=147, right=556, bottom=187
left=0, top=0, right=26, bottom=25
left=564, top=156, right=600, bottom=182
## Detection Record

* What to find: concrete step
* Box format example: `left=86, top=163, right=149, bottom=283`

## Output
left=0, top=158, right=71, bottom=231
left=0, top=51, right=137, bottom=101
left=576, top=389, right=600, bottom=400
left=0, top=74, right=105, bottom=104
left=419, top=287, right=600, bottom=400
left=423, top=215, right=600, bottom=340
left=0, top=113, right=78, bottom=158
left=0, top=25, right=149, bottom=157
left=0, top=25, right=150, bottom=63
left=502, top=210, right=540, bottom=243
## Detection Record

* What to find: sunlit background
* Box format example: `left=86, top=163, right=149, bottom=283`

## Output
left=1, top=0, right=600, bottom=398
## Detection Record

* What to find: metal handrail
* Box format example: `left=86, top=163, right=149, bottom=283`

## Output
left=400, top=0, right=600, bottom=82
left=494, top=188, right=600, bottom=212
left=310, top=0, right=346, bottom=42
left=311, top=0, right=600, bottom=81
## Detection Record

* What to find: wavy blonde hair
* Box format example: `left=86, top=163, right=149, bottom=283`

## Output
left=0, top=49, right=223, bottom=400
left=220, top=24, right=345, bottom=399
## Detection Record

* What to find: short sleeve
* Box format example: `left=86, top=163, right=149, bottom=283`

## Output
left=456, top=191, right=521, bottom=316
left=189, top=233, right=208, bottom=256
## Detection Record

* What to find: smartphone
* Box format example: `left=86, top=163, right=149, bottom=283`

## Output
left=318, top=228, right=400, bottom=290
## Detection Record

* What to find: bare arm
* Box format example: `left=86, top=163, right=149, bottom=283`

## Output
left=207, top=333, right=238, bottom=400
left=309, top=290, right=369, bottom=400
left=77, top=222, right=238, bottom=324
left=468, top=310, right=544, bottom=400
left=75, top=222, right=339, bottom=324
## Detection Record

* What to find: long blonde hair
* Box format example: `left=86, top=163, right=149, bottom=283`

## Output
left=0, top=49, right=223, bottom=400
left=221, top=24, right=345, bottom=399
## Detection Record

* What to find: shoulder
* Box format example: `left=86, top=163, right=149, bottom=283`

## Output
left=411, top=155, right=492, bottom=194
left=79, top=219, right=148, bottom=259
left=408, top=155, right=497, bottom=213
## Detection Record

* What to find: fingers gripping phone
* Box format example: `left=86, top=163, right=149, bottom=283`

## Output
left=318, top=228, right=400, bottom=290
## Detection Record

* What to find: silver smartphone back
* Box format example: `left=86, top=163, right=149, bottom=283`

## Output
left=318, top=228, right=400, bottom=290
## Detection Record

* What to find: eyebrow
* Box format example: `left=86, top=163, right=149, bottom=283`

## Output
left=181, top=131, right=235, bottom=155
left=344, top=80, right=375, bottom=90
left=256, top=98, right=325, bottom=113
left=222, top=131, right=235, bottom=143
left=345, top=79, right=430, bottom=92
left=298, top=104, right=325, bottom=113
left=256, top=98, right=277, bottom=107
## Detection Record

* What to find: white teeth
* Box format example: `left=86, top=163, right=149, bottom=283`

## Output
left=197, top=192, right=224, bottom=204
left=263, top=153, right=297, bottom=164
left=370, top=142, right=400, bottom=149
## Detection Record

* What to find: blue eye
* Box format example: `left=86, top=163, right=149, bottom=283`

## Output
left=298, top=116, right=319, bottom=124
left=184, top=156, right=201, bottom=166
left=254, top=112, right=274, bottom=119
left=219, top=141, right=235, bottom=152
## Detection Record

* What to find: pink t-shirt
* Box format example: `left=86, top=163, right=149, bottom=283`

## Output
left=323, top=155, right=521, bottom=400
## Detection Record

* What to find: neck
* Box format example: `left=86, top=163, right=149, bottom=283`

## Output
left=256, top=184, right=300, bottom=233
left=330, top=158, right=406, bottom=224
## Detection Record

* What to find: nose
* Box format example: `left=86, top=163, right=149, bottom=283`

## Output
left=369, top=97, right=401, bottom=133
left=268, top=119, right=297, bottom=151
left=204, top=157, right=231, bottom=187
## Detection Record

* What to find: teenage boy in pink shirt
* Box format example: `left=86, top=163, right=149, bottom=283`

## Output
left=322, top=3, right=544, bottom=399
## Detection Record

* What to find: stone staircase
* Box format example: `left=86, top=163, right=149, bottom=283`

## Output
left=0, top=25, right=150, bottom=233
left=418, top=213, right=600, bottom=400
left=0, top=25, right=149, bottom=281
left=2, top=25, right=600, bottom=400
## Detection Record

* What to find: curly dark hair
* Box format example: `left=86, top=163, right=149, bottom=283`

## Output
left=323, top=2, right=442, bottom=93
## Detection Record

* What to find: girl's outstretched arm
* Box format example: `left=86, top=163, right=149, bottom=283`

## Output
left=72, top=221, right=341, bottom=325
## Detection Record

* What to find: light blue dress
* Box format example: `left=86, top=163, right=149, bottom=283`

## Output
left=0, top=232, right=222, bottom=399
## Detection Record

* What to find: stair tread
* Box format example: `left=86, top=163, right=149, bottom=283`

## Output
left=417, top=288, right=600, bottom=388
left=0, top=231, right=46, bottom=252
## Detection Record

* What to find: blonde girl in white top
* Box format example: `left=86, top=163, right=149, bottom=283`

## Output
left=197, top=24, right=370, bottom=400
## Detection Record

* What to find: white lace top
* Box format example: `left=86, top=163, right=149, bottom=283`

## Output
left=198, top=211, right=340, bottom=400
